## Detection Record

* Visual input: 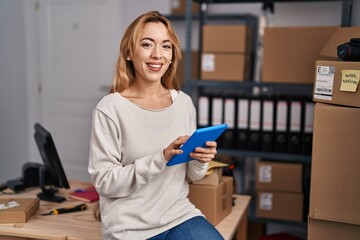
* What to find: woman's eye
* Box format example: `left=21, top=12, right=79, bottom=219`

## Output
left=141, top=42, right=152, bottom=48
left=163, top=44, right=172, bottom=50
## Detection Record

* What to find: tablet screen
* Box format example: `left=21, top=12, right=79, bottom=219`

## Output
left=166, top=124, right=228, bottom=166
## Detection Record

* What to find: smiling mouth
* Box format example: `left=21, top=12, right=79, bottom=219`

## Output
left=147, top=63, right=162, bottom=71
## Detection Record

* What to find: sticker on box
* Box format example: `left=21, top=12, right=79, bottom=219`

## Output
left=340, top=70, right=360, bottom=92
left=259, top=165, right=272, bottom=183
left=259, top=192, right=273, bottom=210
left=314, top=65, right=335, bottom=100
left=201, top=54, right=215, bottom=72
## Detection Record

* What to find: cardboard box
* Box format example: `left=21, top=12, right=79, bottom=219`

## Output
left=201, top=53, right=247, bottom=81
left=202, top=25, right=248, bottom=53
left=313, top=60, right=360, bottom=108
left=170, top=0, right=199, bottom=15
left=319, top=26, right=360, bottom=59
left=0, top=198, right=39, bottom=223
left=255, top=161, right=303, bottom=193
left=262, top=26, right=338, bottom=84
left=308, top=217, right=360, bottom=240
left=256, top=191, right=303, bottom=222
left=193, top=168, right=223, bottom=186
left=188, top=176, right=233, bottom=225
left=309, top=103, right=360, bottom=226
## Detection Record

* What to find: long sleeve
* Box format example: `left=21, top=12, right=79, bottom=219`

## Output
left=88, top=109, right=167, bottom=198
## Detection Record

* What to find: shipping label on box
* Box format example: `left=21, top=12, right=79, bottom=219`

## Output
left=313, top=61, right=360, bottom=107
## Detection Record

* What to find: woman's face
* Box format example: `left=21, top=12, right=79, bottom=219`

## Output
left=130, top=22, right=173, bottom=84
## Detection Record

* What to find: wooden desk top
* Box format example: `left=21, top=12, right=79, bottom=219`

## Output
left=0, top=181, right=250, bottom=240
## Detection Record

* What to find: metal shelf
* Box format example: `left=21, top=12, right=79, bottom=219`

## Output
left=218, top=149, right=311, bottom=163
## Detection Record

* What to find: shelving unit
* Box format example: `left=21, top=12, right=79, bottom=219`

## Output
left=177, top=0, right=353, bottom=232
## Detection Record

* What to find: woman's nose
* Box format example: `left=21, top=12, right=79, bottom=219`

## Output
left=151, top=46, right=162, bottom=59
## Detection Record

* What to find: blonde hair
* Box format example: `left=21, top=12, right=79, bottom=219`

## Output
left=110, top=11, right=182, bottom=93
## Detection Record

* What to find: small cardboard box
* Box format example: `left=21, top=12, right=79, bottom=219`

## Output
left=201, top=53, right=248, bottom=81
left=202, top=25, right=248, bottom=53
left=192, top=161, right=228, bottom=186
left=262, top=26, right=338, bottom=84
left=309, top=103, right=360, bottom=226
left=313, top=60, right=360, bottom=108
left=255, top=161, right=303, bottom=193
left=170, top=0, right=199, bottom=15
left=188, top=176, right=233, bottom=225
left=256, top=191, right=303, bottom=222
left=308, top=217, right=360, bottom=240
left=0, top=198, right=40, bottom=223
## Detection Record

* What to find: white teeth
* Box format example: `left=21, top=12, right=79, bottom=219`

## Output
left=148, top=64, right=161, bottom=68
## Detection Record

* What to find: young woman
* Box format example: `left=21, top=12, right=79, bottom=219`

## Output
left=88, top=11, right=223, bottom=240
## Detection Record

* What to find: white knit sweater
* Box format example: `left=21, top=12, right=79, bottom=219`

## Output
left=88, top=91, right=208, bottom=239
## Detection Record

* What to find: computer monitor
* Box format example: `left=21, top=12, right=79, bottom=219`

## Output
left=34, top=123, right=70, bottom=202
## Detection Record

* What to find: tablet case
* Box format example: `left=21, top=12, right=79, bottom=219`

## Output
left=166, top=124, right=228, bottom=166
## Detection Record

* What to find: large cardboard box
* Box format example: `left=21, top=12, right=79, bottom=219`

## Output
left=0, top=198, right=39, bottom=223
left=308, top=217, right=360, bottom=240
left=262, top=26, right=338, bottom=84
left=313, top=60, right=360, bottom=108
left=201, top=53, right=247, bottom=81
left=255, top=161, right=303, bottom=193
left=202, top=25, right=248, bottom=53
left=188, top=176, right=233, bottom=225
left=309, top=103, right=360, bottom=226
left=256, top=191, right=303, bottom=221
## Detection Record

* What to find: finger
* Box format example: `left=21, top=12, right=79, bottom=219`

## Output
left=205, top=141, right=217, bottom=148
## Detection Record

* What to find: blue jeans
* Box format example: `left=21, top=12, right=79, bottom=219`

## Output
left=147, top=216, right=224, bottom=240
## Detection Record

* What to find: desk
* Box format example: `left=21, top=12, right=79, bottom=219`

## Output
left=0, top=181, right=250, bottom=240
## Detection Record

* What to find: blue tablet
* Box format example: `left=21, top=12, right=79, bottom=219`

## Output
left=166, top=124, right=228, bottom=166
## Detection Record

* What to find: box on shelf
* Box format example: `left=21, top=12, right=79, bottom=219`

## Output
left=201, top=53, right=248, bottom=81
left=308, top=217, right=360, bottom=240
left=309, top=103, right=360, bottom=226
left=313, top=60, right=360, bottom=108
left=256, top=191, right=303, bottom=222
left=170, top=0, right=199, bottom=15
left=202, top=25, right=248, bottom=53
left=262, top=26, right=338, bottom=84
left=176, top=50, right=199, bottom=81
left=255, top=161, right=303, bottom=193
left=0, top=198, right=40, bottom=223
left=188, top=176, right=233, bottom=225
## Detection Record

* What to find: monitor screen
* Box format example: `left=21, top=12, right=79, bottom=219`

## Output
left=34, top=123, right=70, bottom=202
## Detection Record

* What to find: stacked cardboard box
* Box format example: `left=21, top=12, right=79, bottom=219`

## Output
left=262, top=26, right=360, bottom=84
left=308, top=59, right=360, bottom=239
left=201, top=24, right=249, bottom=81
left=188, top=175, right=234, bottom=225
left=255, top=161, right=304, bottom=221
left=262, top=26, right=338, bottom=84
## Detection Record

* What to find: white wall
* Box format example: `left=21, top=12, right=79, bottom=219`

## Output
left=0, top=0, right=30, bottom=182
left=0, top=0, right=359, bottom=184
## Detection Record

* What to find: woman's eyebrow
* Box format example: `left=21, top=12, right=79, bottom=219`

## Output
left=141, top=37, right=171, bottom=43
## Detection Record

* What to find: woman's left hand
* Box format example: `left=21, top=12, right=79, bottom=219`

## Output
left=189, top=141, right=217, bottom=164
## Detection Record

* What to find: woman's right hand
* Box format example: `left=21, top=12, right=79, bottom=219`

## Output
left=163, top=136, right=189, bottom=161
